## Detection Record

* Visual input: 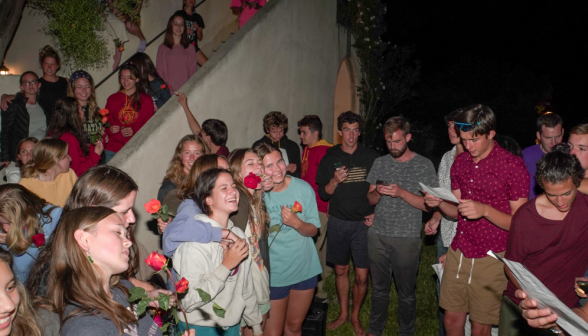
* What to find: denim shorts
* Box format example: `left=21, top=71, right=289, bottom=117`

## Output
left=269, top=275, right=318, bottom=300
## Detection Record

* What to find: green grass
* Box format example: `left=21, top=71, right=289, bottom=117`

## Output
left=324, top=235, right=439, bottom=336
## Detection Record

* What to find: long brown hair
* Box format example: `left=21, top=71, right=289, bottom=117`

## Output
left=178, top=154, right=223, bottom=201
left=118, top=64, right=145, bottom=112
left=47, top=97, right=90, bottom=156
left=67, top=71, right=99, bottom=120
left=228, top=148, right=269, bottom=237
left=0, top=249, right=41, bottom=336
left=26, top=166, right=139, bottom=297
left=21, top=138, right=68, bottom=179
left=0, top=185, right=56, bottom=255
left=163, top=14, right=189, bottom=48
left=164, top=135, right=209, bottom=187
left=48, top=207, right=137, bottom=334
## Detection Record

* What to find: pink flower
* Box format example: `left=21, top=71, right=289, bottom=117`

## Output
left=32, top=233, right=45, bottom=247
left=243, top=172, right=261, bottom=189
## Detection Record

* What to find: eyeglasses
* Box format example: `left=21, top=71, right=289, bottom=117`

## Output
left=22, top=80, right=38, bottom=86
left=454, top=121, right=481, bottom=132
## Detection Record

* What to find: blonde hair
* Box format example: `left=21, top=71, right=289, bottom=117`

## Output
left=21, top=138, right=68, bottom=179
left=228, top=148, right=269, bottom=237
left=570, top=124, right=588, bottom=136
left=164, top=135, right=209, bottom=187
left=0, top=185, right=56, bottom=255
left=67, top=74, right=99, bottom=120
left=49, top=207, right=136, bottom=334
left=178, top=154, right=222, bottom=201
left=0, top=249, right=42, bottom=336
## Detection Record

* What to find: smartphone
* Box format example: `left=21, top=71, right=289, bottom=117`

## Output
left=333, top=162, right=343, bottom=170
left=578, top=279, right=588, bottom=293
left=376, top=180, right=387, bottom=186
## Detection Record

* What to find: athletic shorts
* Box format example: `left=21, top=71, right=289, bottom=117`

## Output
left=326, top=216, right=369, bottom=269
left=269, top=275, right=318, bottom=301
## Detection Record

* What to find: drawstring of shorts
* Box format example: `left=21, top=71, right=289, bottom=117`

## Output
left=455, top=250, right=475, bottom=284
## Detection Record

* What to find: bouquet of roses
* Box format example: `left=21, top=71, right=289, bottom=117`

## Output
left=85, top=109, right=111, bottom=145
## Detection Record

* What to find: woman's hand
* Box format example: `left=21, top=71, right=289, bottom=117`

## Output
left=94, top=140, right=104, bottom=155
left=281, top=205, right=302, bottom=229
left=157, top=217, right=172, bottom=234
left=182, top=330, right=196, bottom=336
left=110, top=125, right=120, bottom=134
left=121, top=127, right=134, bottom=137
left=221, top=229, right=240, bottom=242
left=221, top=238, right=248, bottom=270
left=261, top=175, right=273, bottom=192
left=147, top=289, right=176, bottom=308
left=576, top=283, right=587, bottom=298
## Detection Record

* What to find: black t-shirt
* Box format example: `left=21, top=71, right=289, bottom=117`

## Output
left=174, top=10, right=205, bottom=47
left=38, top=76, right=68, bottom=123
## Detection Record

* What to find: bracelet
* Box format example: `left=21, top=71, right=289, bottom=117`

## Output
left=550, top=328, right=563, bottom=334
left=225, top=229, right=231, bottom=239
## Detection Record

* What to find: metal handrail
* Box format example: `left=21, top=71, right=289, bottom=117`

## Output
left=95, top=0, right=207, bottom=89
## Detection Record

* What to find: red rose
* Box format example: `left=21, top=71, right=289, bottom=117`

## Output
left=144, top=251, right=168, bottom=272
left=160, top=84, right=167, bottom=89
left=243, top=172, right=261, bottom=189
left=32, top=233, right=45, bottom=247
left=291, top=201, right=302, bottom=213
left=101, top=116, right=108, bottom=123
left=175, top=277, right=189, bottom=293
left=144, top=199, right=162, bottom=214
left=99, top=108, right=109, bottom=116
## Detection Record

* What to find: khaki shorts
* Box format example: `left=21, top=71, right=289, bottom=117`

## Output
left=440, top=247, right=507, bottom=325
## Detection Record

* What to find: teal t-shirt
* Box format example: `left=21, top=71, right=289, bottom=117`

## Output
left=264, top=177, right=322, bottom=287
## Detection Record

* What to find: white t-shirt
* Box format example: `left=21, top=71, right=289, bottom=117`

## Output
left=27, top=102, right=46, bottom=140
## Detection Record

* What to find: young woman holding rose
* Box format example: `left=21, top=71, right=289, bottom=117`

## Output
left=2, top=137, right=38, bottom=184
left=104, top=64, right=154, bottom=163
left=128, top=53, right=172, bottom=111
left=67, top=71, right=99, bottom=125
left=47, top=97, right=103, bottom=176
left=18, top=138, right=77, bottom=207
left=47, top=207, right=194, bottom=336
left=156, top=14, right=197, bottom=93
left=0, top=184, right=61, bottom=283
left=0, top=249, right=41, bottom=336
left=253, top=142, right=322, bottom=336
left=173, top=168, right=263, bottom=335
left=228, top=148, right=272, bottom=335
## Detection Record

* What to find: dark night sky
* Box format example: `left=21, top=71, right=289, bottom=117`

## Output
left=380, top=1, right=587, bottom=149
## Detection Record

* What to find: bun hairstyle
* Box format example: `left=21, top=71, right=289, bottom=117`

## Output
left=39, top=45, right=61, bottom=70
left=20, top=138, right=68, bottom=179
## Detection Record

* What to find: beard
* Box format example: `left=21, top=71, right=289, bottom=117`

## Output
left=390, top=143, right=408, bottom=158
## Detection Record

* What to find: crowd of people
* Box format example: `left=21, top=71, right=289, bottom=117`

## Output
left=2, top=2, right=588, bottom=336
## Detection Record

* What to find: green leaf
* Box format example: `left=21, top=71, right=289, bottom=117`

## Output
left=161, top=322, right=169, bottom=332
left=151, top=213, right=160, bottom=219
left=129, top=287, right=148, bottom=302
left=212, top=302, right=226, bottom=318
left=157, top=292, right=170, bottom=311
left=161, top=213, right=169, bottom=222
left=269, top=224, right=281, bottom=233
left=136, top=299, right=151, bottom=317
left=162, top=204, right=169, bottom=214
left=195, top=288, right=211, bottom=303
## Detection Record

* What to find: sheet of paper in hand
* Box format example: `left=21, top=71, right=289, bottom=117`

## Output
left=419, top=183, right=460, bottom=204
left=487, top=251, right=588, bottom=335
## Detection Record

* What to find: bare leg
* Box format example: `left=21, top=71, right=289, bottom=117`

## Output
left=351, top=267, right=369, bottom=336
left=470, top=321, right=492, bottom=336
left=125, top=20, right=146, bottom=40
left=113, top=45, right=123, bottom=71
left=265, top=297, right=288, bottom=336
left=444, top=311, right=467, bottom=336
left=284, top=288, right=315, bottom=336
left=328, top=265, right=350, bottom=330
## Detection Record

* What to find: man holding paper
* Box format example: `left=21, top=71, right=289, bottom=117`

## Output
left=366, top=116, right=437, bottom=336
left=424, top=105, right=529, bottom=336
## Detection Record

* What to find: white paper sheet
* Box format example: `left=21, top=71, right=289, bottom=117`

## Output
left=432, top=263, right=444, bottom=281
left=419, top=182, right=460, bottom=204
left=487, top=251, right=588, bottom=335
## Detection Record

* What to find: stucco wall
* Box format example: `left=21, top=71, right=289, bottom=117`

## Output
left=0, top=0, right=238, bottom=107
left=110, top=0, right=355, bottom=253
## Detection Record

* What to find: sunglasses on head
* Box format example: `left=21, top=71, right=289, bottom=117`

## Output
left=454, top=122, right=481, bottom=132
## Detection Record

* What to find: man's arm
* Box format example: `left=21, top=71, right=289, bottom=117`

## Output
left=367, top=184, right=381, bottom=206
left=177, top=93, right=202, bottom=135
left=457, top=197, right=527, bottom=231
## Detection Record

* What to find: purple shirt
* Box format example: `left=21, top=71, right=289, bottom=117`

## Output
left=450, top=141, right=530, bottom=258
left=522, top=144, right=545, bottom=199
